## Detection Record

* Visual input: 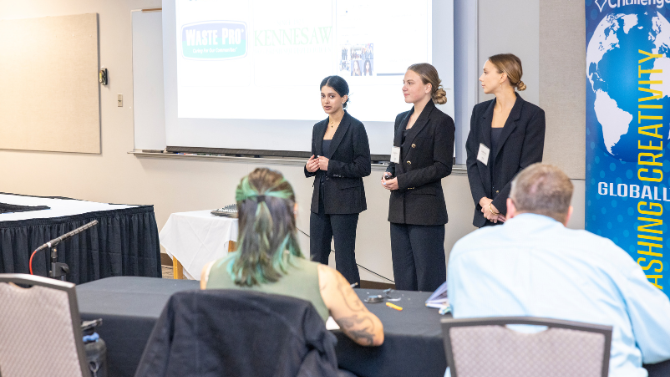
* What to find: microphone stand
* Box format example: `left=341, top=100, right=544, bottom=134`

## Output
left=32, top=220, right=99, bottom=281
left=50, top=245, right=69, bottom=281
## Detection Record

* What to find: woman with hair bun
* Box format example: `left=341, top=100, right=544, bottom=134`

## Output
left=304, top=76, right=371, bottom=287
left=381, top=63, right=455, bottom=291
left=466, top=53, right=546, bottom=227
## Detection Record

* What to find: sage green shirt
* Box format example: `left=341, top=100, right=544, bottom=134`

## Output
left=206, top=254, right=329, bottom=322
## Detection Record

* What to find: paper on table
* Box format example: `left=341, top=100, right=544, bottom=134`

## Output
left=326, top=316, right=340, bottom=330
left=425, top=281, right=449, bottom=309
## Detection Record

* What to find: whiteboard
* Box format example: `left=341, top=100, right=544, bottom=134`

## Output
left=132, top=9, right=166, bottom=151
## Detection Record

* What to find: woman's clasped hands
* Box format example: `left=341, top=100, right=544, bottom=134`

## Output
left=479, top=197, right=506, bottom=223
left=306, top=155, right=329, bottom=172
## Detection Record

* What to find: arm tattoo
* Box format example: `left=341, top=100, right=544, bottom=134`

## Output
left=337, top=315, right=376, bottom=346
left=336, top=278, right=366, bottom=312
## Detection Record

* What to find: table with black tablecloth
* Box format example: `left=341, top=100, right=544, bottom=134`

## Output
left=0, top=193, right=161, bottom=284
left=76, top=277, right=670, bottom=377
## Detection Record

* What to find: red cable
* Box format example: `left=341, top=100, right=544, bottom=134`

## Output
left=29, top=249, right=40, bottom=275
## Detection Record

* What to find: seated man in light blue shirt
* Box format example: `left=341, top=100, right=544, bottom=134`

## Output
left=447, top=163, right=670, bottom=377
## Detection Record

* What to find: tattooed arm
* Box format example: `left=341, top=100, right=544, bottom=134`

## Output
left=318, top=264, right=384, bottom=346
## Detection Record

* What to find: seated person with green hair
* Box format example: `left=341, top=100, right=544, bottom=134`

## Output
left=201, top=168, right=384, bottom=347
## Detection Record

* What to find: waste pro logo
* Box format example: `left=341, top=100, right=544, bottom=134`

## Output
left=181, top=21, right=247, bottom=60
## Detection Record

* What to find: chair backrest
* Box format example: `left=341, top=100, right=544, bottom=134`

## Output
left=441, top=316, right=613, bottom=377
left=0, top=273, right=88, bottom=377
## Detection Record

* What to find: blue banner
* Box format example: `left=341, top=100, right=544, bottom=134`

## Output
left=586, top=0, right=670, bottom=297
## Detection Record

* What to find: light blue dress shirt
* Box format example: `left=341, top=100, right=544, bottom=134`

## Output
left=447, top=213, right=670, bottom=377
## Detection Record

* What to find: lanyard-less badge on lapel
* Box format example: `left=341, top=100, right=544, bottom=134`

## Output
left=477, top=143, right=490, bottom=166
left=390, top=146, right=401, bottom=164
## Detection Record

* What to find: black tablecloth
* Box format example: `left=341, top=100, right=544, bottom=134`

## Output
left=0, top=196, right=161, bottom=284
left=76, top=277, right=670, bottom=377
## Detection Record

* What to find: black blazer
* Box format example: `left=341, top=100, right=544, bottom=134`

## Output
left=304, top=111, right=371, bottom=214
left=386, top=100, right=455, bottom=225
left=466, top=94, right=546, bottom=227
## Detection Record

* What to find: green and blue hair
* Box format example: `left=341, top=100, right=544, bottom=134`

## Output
left=224, top=168, right=303, bottom=286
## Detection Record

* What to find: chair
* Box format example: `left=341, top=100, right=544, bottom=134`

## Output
left=135, top=289, right=340, bottom=377
left=441, top=316, right=612, bottom=377
left=0, top=273, right=89, bottom=377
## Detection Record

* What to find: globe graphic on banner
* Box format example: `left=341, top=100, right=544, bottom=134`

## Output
left=586, top=11, right=670, bottom=161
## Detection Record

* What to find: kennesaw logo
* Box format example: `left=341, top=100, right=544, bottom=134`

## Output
left=596, top=0, right=670, bottom=12
left=181, top=21, right=247, bottom=60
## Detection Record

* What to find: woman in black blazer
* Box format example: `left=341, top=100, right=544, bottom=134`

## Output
left=305, top=76, right=371, bottom=286
left=381, top=63, right=454, bottom=291
left=466, top=53, right=546, bottom=227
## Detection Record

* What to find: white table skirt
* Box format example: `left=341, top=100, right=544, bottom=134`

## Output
left=0, top=193, right=132, bottom=222
left=159, top=210, right=238, bottom=280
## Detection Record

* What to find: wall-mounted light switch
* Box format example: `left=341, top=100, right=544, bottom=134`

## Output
left=118, top=94, right=123, bottom=107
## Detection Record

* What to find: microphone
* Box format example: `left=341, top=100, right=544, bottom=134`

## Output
left=34, top=220, right=99, bottom=252
left=29, top=220, right=99, bottom=279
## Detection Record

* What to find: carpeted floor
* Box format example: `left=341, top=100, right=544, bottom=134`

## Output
left=161, top=265, right=174, bottom=279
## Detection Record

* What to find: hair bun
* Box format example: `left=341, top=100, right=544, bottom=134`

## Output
left=516, top=80, right=527, bottom=91
left=433, top=87, right=447, bottom=105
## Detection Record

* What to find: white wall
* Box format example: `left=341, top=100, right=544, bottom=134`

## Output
left=0, top=0, right=584, bottom=283
left=478, top=0, right=540, bottom=105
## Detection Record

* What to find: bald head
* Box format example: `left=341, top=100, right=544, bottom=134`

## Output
left=508, top=164, right=574, bottom=224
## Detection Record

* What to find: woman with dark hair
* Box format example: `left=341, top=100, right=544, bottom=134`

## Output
left=201, top=168, right=383, bottom=346
left=364, top=59, right=372, bottom=76
left=381, top=63, right=454, bottom=292
left=305, top=76, right=370, bottom=287
left=466, top=53, right=545, bottom=227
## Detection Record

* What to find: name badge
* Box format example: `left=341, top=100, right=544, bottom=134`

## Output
left=477, top=143, right=490, bottom=166
left=390, top=146, right=401, bottom=164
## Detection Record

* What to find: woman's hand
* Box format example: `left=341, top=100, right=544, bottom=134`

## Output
left=480, top=199, right=502, bottom=223
left=381, top=174, right=399, bottom=191
left=489, top=203, right=501, bottom=217
left=483, top=209, right=498, bottom=223
left=492, top=204, right=506, bottom=223
left=318, top=156, right=329, bottom=171
left=306, top=155, right=319, bottom=173
left=479, top=197, right=493, bottom=209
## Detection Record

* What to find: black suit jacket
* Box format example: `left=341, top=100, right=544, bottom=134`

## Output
left=135, top=290, right=339, bottom=377
left=386, top=100, right=455, bottom=225
left=304, top=111, right=371, bottom=214
left=466, top=94, right=546, bottom=227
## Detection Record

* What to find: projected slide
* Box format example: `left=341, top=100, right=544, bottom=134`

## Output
left=175, top=0, right=431, bottom=122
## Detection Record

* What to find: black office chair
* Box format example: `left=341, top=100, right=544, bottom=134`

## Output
left=0, top=273, right=89, bottom=377
left=135, top=289, right=341, bottom=377
left=441, top=316, right=612, bottom=377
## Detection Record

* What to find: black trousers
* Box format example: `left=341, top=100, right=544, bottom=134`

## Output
left=310, top=211, right=360, bottom=286
left=390, top=223, right=445, bottom=292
